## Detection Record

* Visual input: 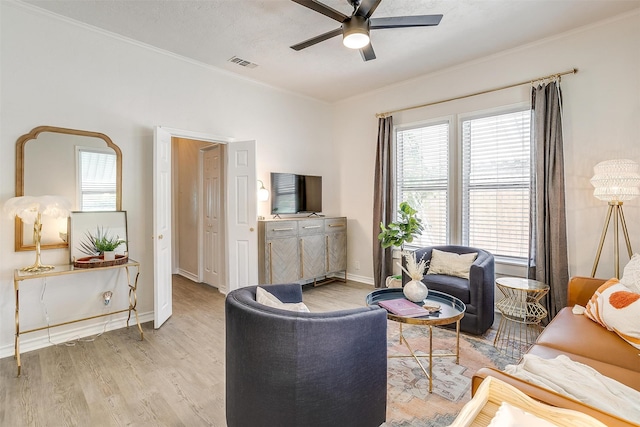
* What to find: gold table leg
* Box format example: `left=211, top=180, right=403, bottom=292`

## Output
left=390, top=320, right=462, bottom=393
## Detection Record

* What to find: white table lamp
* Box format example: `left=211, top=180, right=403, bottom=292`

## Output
left=4, top=195, right=72, bottom=272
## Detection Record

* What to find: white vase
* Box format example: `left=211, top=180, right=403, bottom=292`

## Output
left=103, top=251, right=116, bottom=261
left=403, top=279, right=428, bottom=302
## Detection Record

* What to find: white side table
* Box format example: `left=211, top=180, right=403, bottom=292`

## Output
left=493, top=277, right=549, bottom=359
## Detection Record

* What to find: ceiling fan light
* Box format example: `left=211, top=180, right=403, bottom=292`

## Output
left=343, top=16, right=370, bottom=49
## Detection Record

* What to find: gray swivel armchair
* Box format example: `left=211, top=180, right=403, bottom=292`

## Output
left=225, top=284, right=388, bottom=427
left=403, top=245, right=495, bottom=335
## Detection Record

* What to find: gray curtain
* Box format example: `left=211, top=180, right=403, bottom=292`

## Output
left=528, top=80, right=569, bottom=320
left=373, top=116, right=394, bottom=288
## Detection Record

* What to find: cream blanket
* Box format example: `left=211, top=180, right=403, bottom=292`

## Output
left=504, top=354, right=640, bottom=423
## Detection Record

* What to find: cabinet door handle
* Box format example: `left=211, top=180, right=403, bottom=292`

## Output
left=325, top=235, right=330, bottom=270
left=268, top=242, right=273, bottom=284
left=299, top=239, right=304, bottom=279
left=303, top=225, right=321, bottom=229
left=328, top=224, right=344, bottom=228
left=273, top=227, right=294, bottom=232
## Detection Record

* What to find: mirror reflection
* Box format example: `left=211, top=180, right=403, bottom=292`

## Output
left=16, top=126, right=122, bottom=251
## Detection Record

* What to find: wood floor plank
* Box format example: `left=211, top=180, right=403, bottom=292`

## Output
left=0, top=277, right=380, bottom=426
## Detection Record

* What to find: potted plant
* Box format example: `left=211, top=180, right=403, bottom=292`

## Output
left=80, top=227, right=126, bottom=261
left=378, top=202, right=424, bottom=287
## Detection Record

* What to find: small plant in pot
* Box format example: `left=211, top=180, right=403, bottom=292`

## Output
left=378, top=202, right=425, bottom=286
left=80, top=227, right=126, bottom=261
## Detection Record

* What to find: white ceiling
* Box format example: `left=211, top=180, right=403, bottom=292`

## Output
left=23, top=0, right=640, bottom=102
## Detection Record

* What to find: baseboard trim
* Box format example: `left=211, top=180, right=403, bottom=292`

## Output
left=177, top=269, right=199, bottom=282
left=0, top=311, right=153, bottom=359
left=347, top=273, right=374, bottom=286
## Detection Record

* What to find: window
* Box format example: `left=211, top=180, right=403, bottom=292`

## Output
left=461, top=110, right=531, bottom=259
left=395, top=107, right=531, bottom=260
left=77, top=147, right=117, bottom=211
left=396, top=121, right=449, bottom=247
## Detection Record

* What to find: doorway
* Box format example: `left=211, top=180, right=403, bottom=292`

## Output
left=153, top=126, right=258, bottom=328
left=172, top=138, right=223, bottom=289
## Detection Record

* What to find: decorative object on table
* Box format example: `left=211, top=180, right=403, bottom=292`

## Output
left=378, top=297, right=428, bottom=317
left=69, top=211, right=128, bottom=263
left=590, top=158, right=640, bottom=278
left=79, top=226, right=126, bottom=260
left=399, top=250, right=429, bottom=302
left=3, top=195, right=71, bottom=272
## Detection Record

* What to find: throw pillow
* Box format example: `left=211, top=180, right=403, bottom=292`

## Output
left=488, top=402, right=556, bottom=427
left=256, top=287, right=310, bottom=313
left=584, top=278, right=640, bottom=349
left=620, top=253, right=640, bottom=293
left=426, top=249, right=478, bottom=279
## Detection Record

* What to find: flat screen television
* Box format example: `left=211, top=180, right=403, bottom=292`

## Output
left=270, top=172, right=322, bottom=215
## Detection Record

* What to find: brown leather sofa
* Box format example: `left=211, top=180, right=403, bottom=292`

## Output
left=473, top=276, right=640, bottom=427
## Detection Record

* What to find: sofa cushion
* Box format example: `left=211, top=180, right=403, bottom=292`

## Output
left=584, top=278, right=640, bottom=349
left=527, top=345, right=640, bottom=391
left=427, top=248, right=478, bottom=279
left=256, top=287, right=310, bottom=312
left=535, top=307, right=640, bottom=373
left=620, top=253, right=640, bottom=293
left=421, top=274, right=471, bottom=306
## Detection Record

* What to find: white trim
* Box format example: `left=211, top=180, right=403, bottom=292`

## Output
left=8, top=0, right=331, bottom=105
left=1, top=311, right=153, bottom=359
left=177, top=268, right=199, bottom=283
left=346, top=273, right=375, bottom=286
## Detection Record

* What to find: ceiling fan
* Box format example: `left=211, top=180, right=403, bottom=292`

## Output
left=290, top=0, right=443, bottom=61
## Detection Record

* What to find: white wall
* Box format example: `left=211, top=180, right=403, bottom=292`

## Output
left=334, top=10, right=640, bottom=284
left=0, top=3, right=334, bottom=357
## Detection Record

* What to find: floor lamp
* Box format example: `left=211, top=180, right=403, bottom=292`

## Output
left=590, top=159, right=640, bottom=278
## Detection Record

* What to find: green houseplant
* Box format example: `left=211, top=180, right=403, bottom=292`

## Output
left=378, top=201, right=424, bottom=250
left=80, top=227, right=126, bottom=257
left=378, top=202, right=425, bottom=286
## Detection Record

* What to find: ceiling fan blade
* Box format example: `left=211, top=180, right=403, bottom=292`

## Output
left=370, top=15, right=443, bottom=29
left=290, top=28, right=343, bottom=51
left=355, top=0, right=383, bottom=19
left=360, top=43, right=376, bottom=61
left=291, top=0, right=348, bottom=23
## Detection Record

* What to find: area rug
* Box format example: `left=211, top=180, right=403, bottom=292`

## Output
left=383, top=321, right=513, bottom=427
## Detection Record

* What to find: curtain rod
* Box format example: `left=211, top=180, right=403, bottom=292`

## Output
left=375, top=68, right=578, bottom=118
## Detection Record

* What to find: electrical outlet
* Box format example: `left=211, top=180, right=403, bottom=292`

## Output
left=354, top=261, right=360, bottom=270
left=103, top=291, right=113, bottom=306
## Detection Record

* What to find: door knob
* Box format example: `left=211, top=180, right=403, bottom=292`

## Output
left=158, top=234, right=164, bottom=239
left=250, top=227, right=255, bottom=232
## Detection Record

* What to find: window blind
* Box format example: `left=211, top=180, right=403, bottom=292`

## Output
left=396, top=122, right=449, bottom=247
left=79, top=149, right=117, bottom=211
left=461, top=110, right=531, bottom=258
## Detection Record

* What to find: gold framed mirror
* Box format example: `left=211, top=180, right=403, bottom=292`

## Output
left=15, top=126, right=122, bottom=251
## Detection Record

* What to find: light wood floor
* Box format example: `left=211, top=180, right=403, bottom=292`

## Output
left=0, top=276, right=376, bottom=426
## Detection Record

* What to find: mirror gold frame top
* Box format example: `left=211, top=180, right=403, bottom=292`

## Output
left=15, top=126, right=123, bottom=252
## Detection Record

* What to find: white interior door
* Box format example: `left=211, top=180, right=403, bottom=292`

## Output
left=153, top=126, right=173, bottom=328
left=203, top=145, right=221, bottom=288
left=225, top=140, right=258, bottom=293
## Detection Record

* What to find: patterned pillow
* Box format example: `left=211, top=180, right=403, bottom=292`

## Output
left=426, top=249, right=478, bottom=279
left=584, top=278, right=640, bottom=349
left=620, top=253, right=640, bottom=293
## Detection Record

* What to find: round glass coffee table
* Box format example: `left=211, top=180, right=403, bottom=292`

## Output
left=366, top=288, right=466, bottom=393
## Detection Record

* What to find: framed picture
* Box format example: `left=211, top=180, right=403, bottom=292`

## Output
left=69, top=211, right=128, bottom=263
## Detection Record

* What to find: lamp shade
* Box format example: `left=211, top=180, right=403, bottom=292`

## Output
left=4, top=195, right=72, bottom=223
left=343, top=16, right=370, bottom=49
left=257, top=180, right=269, bottom=202
left=590, top=159, right=640, bottom=202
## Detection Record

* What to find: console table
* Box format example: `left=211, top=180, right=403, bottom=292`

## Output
left=13, top=259, right=143, bottom=376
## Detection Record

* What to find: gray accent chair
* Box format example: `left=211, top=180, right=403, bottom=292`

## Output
left=225, top=283, right=388, bottom=427
left=403, top=245, right=495, bottom=335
